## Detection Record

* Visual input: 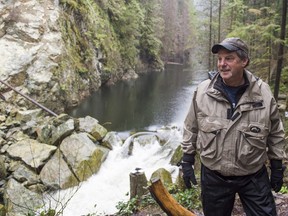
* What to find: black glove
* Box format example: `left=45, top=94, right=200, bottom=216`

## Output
left=181, top=153, right=197, bottom=188
left=270, top=160, right=286, bottom=192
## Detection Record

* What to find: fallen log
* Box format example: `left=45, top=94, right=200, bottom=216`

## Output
left=149, top=178, right=196, bottom=216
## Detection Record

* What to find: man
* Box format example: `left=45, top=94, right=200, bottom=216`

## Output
left=181, top=37, right=286, bottom=216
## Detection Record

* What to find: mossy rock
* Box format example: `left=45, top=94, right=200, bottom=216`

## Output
left=0, top=204, right=5, bottom=216
left=150, top=168, right=172, bottom=187
left=170, top=145, right=183, bottom=166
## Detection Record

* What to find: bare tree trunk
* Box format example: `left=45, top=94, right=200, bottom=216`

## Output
left=209, top=0, right=213, bottom=70
left=218, top=0, right=222, bottom=42
left=274, top=0, right=287, bottom=101
left=130, top=170, right=148, bottom=199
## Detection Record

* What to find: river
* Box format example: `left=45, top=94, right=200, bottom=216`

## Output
left=68, top=65, right=208, bottom=132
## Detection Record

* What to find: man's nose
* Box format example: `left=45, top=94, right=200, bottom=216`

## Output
left=218, top=59, right=227, bottom=67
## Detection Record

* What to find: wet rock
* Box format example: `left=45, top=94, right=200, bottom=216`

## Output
left=90, top=123, right=108, bottom=141
left=102, top=131, right=123, bottom=150
left=40, top=132, right=110, bottom=190
left=134, top=134, right=159, bottom=147
left=60, top=133, right=109, bottom=182
left=170, top=145, right=183, bottom=165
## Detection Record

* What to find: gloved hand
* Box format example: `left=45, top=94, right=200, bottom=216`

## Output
left=181, top=153, right=197, bottom=188
left=270, top=160, right=286, bottom=192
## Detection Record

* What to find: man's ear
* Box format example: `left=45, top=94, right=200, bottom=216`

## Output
left=242, top=58, right=249, bottom=67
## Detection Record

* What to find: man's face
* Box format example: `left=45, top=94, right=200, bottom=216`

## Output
left=217, top=49, right=248, bottom=86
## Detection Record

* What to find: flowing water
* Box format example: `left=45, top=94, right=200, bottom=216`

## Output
left=46, top=129, right=182, bottom=215
left=49, top=65, right=208, bottom=215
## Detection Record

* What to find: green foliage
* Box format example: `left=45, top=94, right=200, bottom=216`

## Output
left=140, top=194, right=157, bottom=207
left=59, top=0, right=111, bottom=73
left=279, top=66, right=288, bottom=94
left=60, top=0, right=78, bottom=10
left=169, top=184, right=202, bottom=211
left=58, top=0, right=165, bottom=76
left=26, top=209, right=56, bottom=216
left=139, top=0, right=164, bottom=68
left=279, top=185, right=288, bottom=194
left=116, top=196, right=139, bottom=216
left=115, top=183, right=202, bottom=215
left=222, top=0, right=287, bottom=88
left=115, top=193, right=157, bottom=215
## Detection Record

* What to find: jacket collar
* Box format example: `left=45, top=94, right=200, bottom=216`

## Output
left=206, top=70, right=264, bottom=106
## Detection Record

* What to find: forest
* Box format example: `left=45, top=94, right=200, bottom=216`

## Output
left=59, top=0, right=287, bottom=98
left=199, top=0, right=288, bottom=100
left=0, top=0, right=287, bottom=215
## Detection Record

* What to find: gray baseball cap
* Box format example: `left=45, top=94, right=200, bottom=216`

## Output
left=212, top=37, right=248, bottom=54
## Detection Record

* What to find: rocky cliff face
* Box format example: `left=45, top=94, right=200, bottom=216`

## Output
left=0, top=0, right=105, bottom=114
left=0, top=0, right=194, bottom=115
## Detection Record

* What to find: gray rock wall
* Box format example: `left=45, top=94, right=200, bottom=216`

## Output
left=0, top=0, right=103, bottom=114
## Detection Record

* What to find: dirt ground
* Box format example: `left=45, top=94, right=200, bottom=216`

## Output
left=132, top=193, right=288, bottom=216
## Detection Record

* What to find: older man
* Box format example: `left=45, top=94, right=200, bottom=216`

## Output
left=181, top=38, right=286, bottom=216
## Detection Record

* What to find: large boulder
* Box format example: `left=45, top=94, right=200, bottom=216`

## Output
left=101, top=131, right=123, bottom=150
left=150, top=168, right=173, bottom=187
left=170, top=144, right=183, bottom=166
left=49, top=118, right=74, bottom=145
left=12, top=164, right=40, bottom=185
left=4, top=178, right=42, bottom=216
left=60, top=133, right=109, bottom=181
left=40, top=133, right=109, bottom=189
left=78, top=116, right=99, bottom=133
left=40, top=149, right=78, bottom=189
left=36, top=115, right=75, bottom=146
left=6, top=139, right=57, bottom=169
left=78, top=115, right=108, bottom=140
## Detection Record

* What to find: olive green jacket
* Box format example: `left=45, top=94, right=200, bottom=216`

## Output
left=182, top=70, right=286, bottom=176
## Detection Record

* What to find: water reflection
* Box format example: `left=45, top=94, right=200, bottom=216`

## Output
left=68, top=65, right=208, bottom=131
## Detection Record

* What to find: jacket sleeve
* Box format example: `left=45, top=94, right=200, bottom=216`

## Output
left=182, top=90, right=199, bottom=155
left=266, top=88, right=286, bottom=160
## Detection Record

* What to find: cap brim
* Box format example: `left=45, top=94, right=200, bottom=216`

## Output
left=211, top=43, right=239, bottom=54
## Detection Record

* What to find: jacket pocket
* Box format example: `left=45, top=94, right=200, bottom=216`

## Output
left=197, top=117, right=227, bottom=159
left=236, top=122, right=269, bottom=166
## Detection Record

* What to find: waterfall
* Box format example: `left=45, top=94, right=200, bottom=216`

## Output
left=56, top=66, right=203, bottom=215
left=44, top=127, right=181, bottom=215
